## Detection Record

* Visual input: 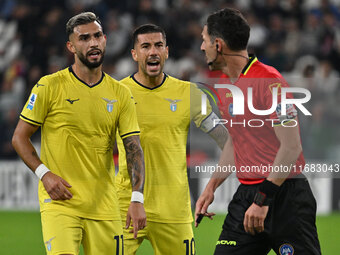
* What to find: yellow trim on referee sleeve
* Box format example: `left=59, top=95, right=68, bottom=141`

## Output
left=273, top=119, right=295, bottom=127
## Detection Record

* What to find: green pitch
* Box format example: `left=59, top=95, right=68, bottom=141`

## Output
left=0, top=211, right=338, bottom=254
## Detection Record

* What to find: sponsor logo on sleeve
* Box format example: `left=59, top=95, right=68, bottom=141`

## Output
left=276, top=103, right=297, bottom=121
left=27, top=94, right=37, bottom=110
left=228, top=103, right=235, bottom=117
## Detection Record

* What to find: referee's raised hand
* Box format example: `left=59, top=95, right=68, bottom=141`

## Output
left=41, top=172, right=73, bottom=200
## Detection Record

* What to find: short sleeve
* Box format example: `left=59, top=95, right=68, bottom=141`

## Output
left=20, top=76, right=50, bottom=126
left=262, top=76, right=297, bottom=125
left=190, top=82, right=213, bottom=128
left=118, top=85, right=140, bottom=139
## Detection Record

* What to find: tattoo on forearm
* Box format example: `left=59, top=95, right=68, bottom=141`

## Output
left=123, top=135, right=145, bottom=193
left=24, top=150, right=41, bottom=170
left=31, top=150, right=39, bottom=159
left=208, top=125, right=228, bottom=150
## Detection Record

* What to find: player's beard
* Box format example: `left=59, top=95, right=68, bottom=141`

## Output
left=78, top=50, right=105, bottom=69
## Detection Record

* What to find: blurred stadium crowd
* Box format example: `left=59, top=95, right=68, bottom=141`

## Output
left=0, top=0, right=340, bottom=161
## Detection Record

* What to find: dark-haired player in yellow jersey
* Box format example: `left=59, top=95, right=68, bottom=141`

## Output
left=12, top=12, right=146, bottom=255
left=115, top=24, right=228, bottom=255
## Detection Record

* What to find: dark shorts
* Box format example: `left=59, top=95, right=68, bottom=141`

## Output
left=214, top=177, right=321, bottom=255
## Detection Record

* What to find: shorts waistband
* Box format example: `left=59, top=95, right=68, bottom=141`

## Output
left=284, top=173, right=306, bottom=182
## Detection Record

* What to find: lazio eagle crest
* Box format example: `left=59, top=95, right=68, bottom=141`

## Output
left=164, top=98, right=181, bottom=112
left=102, top=98, right=117, bottom=112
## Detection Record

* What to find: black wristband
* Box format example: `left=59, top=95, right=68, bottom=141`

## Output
left=253, top=180, right=280, bottom=207
left=259, top=180, right=280, bottom=199
left=253, top=192, right=270, bottom=206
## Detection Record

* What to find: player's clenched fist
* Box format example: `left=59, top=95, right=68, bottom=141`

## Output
left=41, top=172, right=73, bottom=200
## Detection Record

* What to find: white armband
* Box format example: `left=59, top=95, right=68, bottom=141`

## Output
left=200, top=112, right=220, bottom=133
left=131, top=191, right=144, bottom=204
left=35, top=164, right=50, bottom=180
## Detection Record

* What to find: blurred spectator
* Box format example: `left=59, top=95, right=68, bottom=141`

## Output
left=267, top=14, right=286, bottom=44
left=299, top=12, right=322, bottom=56
left=252, top=0, right=286, bottom=25
left=262, top=42, right=287, bottom=72
left=310, top=0, right=340, bottom=21
left=318, top=11, right=340, bottom=71
left=133, top=0, right=161, bottom=26
left=284, top=18, right=301, bottom=66
left=0, top=107, right=19, bottom=159
left=282, top=0, right=305, bottom=27
left=104, top=10, right=132, bottom=60
left=315, top=59, right=339, bottom=94
left=247, top=12, right=267, bottom=55
left=0, top=58, right=26, bottom=115
left=0, top=17, right=21, bottom=72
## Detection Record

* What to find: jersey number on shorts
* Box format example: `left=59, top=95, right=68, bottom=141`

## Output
left=114, top=235, right=124, bottom=255
left=183, top=238, right=196, bottom=255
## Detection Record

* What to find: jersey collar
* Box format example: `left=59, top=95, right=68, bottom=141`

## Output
left=68, top=66, right=105, bottom=88
left=130, top=72, right=168, bottom=90
left=241, top=54, right=257, bottom=76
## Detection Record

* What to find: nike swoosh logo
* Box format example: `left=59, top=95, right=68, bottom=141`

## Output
left=66, top=98, right=80, bottom=104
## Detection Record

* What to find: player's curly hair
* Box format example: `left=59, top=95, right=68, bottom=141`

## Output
left=66, top=12, right=102, bottom=38
left=132, top=24, right=166, bottom=48
left=207, top=8, right=250, bottom=51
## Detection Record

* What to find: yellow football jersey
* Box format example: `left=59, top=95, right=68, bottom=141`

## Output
left=116, top=74, right=211, bottom=223
left=20, top=67, right=140, bottom=220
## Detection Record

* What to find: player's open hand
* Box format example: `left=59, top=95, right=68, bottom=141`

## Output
left=126, top=202, right=147, bottom=239
left=195, top=188, right=216, bottom=227
left=243, top=203, right=269, bottom=235
left=41, top=172, right=73, bottom=200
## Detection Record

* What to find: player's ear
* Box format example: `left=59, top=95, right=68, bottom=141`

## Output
left=131, top=48, right=138, bottom=62
left=165, top=46, right=169, bottom=60
left=66, top=41, right=76, bottom=54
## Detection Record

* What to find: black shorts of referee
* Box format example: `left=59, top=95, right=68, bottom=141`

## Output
left=214, top=175, right=321, bottom=255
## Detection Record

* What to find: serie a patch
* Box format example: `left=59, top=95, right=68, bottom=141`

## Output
left=27, top=93, right=37, bottom=110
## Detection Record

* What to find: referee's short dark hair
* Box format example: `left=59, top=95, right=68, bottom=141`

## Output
left=207, top=8, right=250, bottom=51
left=66, top=12, right=102, bottom=38
left=132, top=24, right=166, bottom=48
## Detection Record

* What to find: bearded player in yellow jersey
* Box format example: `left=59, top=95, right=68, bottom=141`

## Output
left=12, top=12, right=146, bottom=255
left=115, top=24, right=228, bottom=255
